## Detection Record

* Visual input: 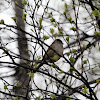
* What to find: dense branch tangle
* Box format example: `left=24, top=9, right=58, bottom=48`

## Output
left=0, top=0, right=100, bottom=100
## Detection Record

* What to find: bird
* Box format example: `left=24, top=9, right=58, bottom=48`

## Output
left=43, top=39, right=63, bottom=63
left=33, top=39, right=63, bottom=72
left=36, top=39, right=63, bottom=64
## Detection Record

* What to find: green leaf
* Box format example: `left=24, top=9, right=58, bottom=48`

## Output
left=65, top=52, right=70, bottom=56
left=43, top=35, right=49, bottom=40
left=70, top=27, right=76, bottom=31
left=52, top=55, right=59, bottom=61
left=68, top=17, right=72, bottom=22
left=82, top=84, right=85, bottom=88
left=59, top=70, right=64, bottom=74
left=2, top=50, right=8, bottom=54
left=51, top=64, right=57, bottom=68
left=39, top=18, right=42, bottom=25
left=4, top=85, right=8, bottom=90
left=63, top=11, right=66, bottom=15
left=15, top=1, right=18, bottom=5
left=58, top=27, right=63, bottom=32
left=64, top=3, right=68, bottom=9
left=19, top=98, right=23, bottom=100
left=96, top=79, right=100, bottom=83
left=38, top=56, right=41, bottom=60
left=0, top=19, right=4, bottom=24
left=27, top=72, right=34, bottom=78
left=81, top=54, right=84, bottom=58
left=96, top=24, right=99, bottom=28
left=48, top=12, right=52, bottom=18
left=95, top=91, right=97, bottom=95
left=94, top=31, right=100, bottom=36
left=92, top=9, right=100, bottom=17
left=30, top=29, right=34, bottom=31
left=66, top=36, right=69, bottom=41
left=53, top=33, right=58, bottom=38
left=31, top=93, right=34, bottom=96
left=14, top=97, right=18, bottom=100
left=66, top=94, right=71, bottom=100
left=17, top=82, right=22, bottom=87
left=71, top=49, right=77, bottom=53
left=51, top=94, right=56, bottom=99
left=22, top=0, right=27, bottom=5
left=50, top=28, right=54, bottom=34
left=83, top=44, right=86, bottom=50
left=82, top=88, right=87, bottom=93
left=2, top=51, right=6, bottom=54
left=54, top=24, right=57, bottom=27
left=58, top=27, right=63, bottom=34
left=97, top=6, right=100, bottom=10
left=22, top=14, right=26, bottom=20
left=12, top=17, right=17, bottom=22
left=66, top=94, right=70, bottom=97
left=98, top=64, right=100, bottom=68
left=69, top=56, right=75, bottom=63
left=82, top=84, right=87, bottom=93
left=70, top=67, right=75, bottom=71
left=35, top=96, right=41, bottom=100
left=91, top=23, right=94, bottom=25
left=33, top=64, right=38, bottom=69
left=37, top=4, right=40, bottom=8
left=83, top=60, right=87, bottom=64
left=75, top=72, right=79, bottom=76
left=39, top=25, right=43, bottom=30
left=50, top=18, right=55, bottom=22
left=59, top=32, right=63, bottom=35
left=49, top=78, right=52, bottom=83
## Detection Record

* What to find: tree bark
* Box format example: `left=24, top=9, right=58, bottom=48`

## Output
left=13, top=0, right=30, bottom=99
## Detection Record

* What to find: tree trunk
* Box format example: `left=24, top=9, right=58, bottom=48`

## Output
left=13, top=0, right=30, bottom=99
